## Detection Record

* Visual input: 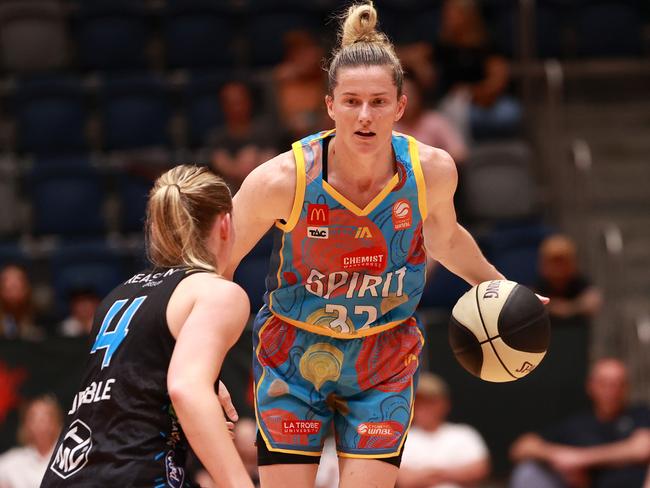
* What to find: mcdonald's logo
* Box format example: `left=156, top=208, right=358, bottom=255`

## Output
left=307, top=204, right=329, bottom=225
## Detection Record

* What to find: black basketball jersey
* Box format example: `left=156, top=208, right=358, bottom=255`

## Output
left=41, top=267, right=211, bottom=488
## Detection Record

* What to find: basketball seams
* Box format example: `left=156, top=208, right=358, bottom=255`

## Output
left=475, top=284, right=517, bottom=380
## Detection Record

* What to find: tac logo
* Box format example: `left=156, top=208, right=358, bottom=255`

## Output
left=307, top=204, right=329, bottom=225
left=392, top=199, right=412, bottom=230
left=307, top=227, right=329, bottom=239
left=354, top=227, right=373, bottom=239
left=357, top=422, right=394, bottom=437
left=50, top=420, right=93, bottom=479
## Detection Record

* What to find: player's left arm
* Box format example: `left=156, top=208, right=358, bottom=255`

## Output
left=419, top=143, right=505, bottom=286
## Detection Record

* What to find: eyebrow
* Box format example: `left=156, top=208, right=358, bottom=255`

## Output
left=341, top=92, right=390, bottom=97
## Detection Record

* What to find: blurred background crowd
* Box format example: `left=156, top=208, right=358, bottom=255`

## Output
left=0, top=0, right=648, bottom=487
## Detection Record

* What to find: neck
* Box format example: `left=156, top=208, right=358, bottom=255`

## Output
left=329, top=136, right=395, bottom=184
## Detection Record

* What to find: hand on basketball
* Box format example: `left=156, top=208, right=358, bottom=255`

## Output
left=536, top=293, right=550, bottom=305
left=225, top=421, right=236, bottom=439
left=218, top=380, right=239, bottom=422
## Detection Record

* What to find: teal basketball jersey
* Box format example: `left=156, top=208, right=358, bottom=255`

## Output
left=265, top=129, right=428, bottom=338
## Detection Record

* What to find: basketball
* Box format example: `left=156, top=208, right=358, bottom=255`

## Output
left=449, top=280, right=550, bottom=383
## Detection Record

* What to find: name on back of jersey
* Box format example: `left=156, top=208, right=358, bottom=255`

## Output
left=68, top=378, right=115, bottom=415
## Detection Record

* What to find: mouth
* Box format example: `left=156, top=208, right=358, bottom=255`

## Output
left=354, top=130, right=376, bottom=139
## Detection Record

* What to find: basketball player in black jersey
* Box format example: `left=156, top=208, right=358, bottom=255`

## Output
left=41, top=166, right=255, bottom=488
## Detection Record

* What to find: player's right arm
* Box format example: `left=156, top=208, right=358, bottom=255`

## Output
left=224, top=151, right=297, bottom=279
left=166, top=273, right=253, bottom=488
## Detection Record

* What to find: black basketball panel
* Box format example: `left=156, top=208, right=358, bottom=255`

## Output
left=498, top=285, right=550, bottom=353
left=449, top=316, right=483, bottom=377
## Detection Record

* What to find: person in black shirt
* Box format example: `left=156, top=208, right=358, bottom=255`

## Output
left=510, top=358, right=650, bottom=488
left=41, top=165, right=254, bottom=488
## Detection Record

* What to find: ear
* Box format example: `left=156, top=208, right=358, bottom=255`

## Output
left=395, top=94, right=407, bottom=122
left=219, top=213, right=231, bottom=242
left=325, top=94, right=335, bottom=121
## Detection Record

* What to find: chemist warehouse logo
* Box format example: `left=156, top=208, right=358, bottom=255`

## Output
left=50, top=420, right=93, bottom=479
left=357, top=422, right=394, bottom=437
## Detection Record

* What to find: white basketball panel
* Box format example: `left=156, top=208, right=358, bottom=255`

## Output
left=476, top=280, right=518, bottom=338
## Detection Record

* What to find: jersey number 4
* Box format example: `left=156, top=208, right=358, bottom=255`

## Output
left=91, top=297, right=147, bottom=369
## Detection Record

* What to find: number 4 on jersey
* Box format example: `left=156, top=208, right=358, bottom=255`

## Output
left=91, top=297, right=147, bottom=369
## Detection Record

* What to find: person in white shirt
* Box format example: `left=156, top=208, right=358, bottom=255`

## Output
left=397, top=372, right=490, bottom=488
left=0, top=395, right=62, bottom=488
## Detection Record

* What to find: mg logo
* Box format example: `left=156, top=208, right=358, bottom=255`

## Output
left=307, top=204, right=329, bottom=225
left=50, top=420, right=92, bottom=479
left=354, top=227, right=373, bottom=239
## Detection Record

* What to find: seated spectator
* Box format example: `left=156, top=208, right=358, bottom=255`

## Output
left=394, top=75, right=468, bottom=164
left=397, top=372, right=490, bottom=488
left=273, top=30, right=330, bottom=142
left=433, top=0, right=520, bottom=141
left=536, top=234, right=602, bottom=325
left=510, top=358, right=650, bottom=488
left=209, top=80, right=278, bottom=190
left=0, top=264, right=44, bottom=341
left=58, top=287, right=101, bottom=338
left=0, top=395, right=63, bottom=488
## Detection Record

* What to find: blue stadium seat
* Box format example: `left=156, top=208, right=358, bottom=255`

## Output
left=13, top=77, right=87, bottom=155
left=163, top=2, right=235, bottom=70
left=100, top=75, right=171, bottom=151
left=247, top=13, right=318, bottom=67
left=480, top=222, right=553, bottom=287
left=419, top=264, right=471, bottom=310
left=117, top=172, right=154, bottom=234
left=462, top=140, right=537, bottom=223
left=0, top=242, right=27, bottom=269
left=32, top=154, right=92, bottom=168
left=576, top=2, right=643, bottom=57
left=74, top=2, right=151, bottom=72
left=184, top=73, right=227, bottom=147
left=28, top=164, right=106, bottom=237
left=234, top=255, right=270, bottom=314
left=50, top=240, right=126, bottom=317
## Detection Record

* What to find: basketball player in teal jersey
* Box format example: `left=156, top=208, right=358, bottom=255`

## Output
left=227, top=3, right=545, bottom=487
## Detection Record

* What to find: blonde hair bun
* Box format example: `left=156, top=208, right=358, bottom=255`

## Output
left=341, top=2, right=386, bottom=47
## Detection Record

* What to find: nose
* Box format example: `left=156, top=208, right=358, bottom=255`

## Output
left=358, top=102, right=372, bottom=125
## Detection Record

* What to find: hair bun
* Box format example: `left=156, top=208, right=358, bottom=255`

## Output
left=341, top=2, right=385, bottom=47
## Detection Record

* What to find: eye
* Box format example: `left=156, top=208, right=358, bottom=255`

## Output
left=373, top=98, right=387, bottom=106
left=344, top=98, right=359, bottom=106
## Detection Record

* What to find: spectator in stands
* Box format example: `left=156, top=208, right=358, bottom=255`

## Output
left=510, top=358, right=650, bottom=488
left=432, top=0, right=520, bottom=141
left=536, top=234, right=603, bottom=325
left=394, top=75, right=468, bottom=164
left=0, top=264, right=44, bottom=341
left=397, top=372, right=490, bottom=488
left=0, top=395, right=63, bottom=488
left=58, top=287, right=100, bottom=337
left=209, top=80, right=278, bottom=190
left=273, top=30, right=330, bottom=142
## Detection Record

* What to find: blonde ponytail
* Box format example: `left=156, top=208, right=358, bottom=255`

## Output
left=145, top=165, right=232, bottom=272
left=328, top=1, right=403, bottom=95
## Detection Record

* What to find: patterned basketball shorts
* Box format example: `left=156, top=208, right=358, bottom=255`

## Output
left=252, top=307, right=425, bottom=459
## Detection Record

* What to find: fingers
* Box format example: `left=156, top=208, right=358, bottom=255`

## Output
left=536, top=294, right=550, bottom=305
left=218, top=381, right=239, bottom=421
left=226, top=421, right=236, bottom=439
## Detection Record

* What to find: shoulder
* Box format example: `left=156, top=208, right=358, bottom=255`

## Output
left=175, top=272, right=250, bottom=319
left=416, top=141, right=458, bottom=197
left=244, top=149, right=296, bottom=193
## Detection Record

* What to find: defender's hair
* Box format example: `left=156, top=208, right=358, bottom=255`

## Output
left=328, top=1, right=403, bottom=96
left=146, top=165, right=232, bottom=272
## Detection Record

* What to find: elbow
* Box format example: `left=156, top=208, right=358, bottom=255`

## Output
left=167, top=377, right=205, bottom=413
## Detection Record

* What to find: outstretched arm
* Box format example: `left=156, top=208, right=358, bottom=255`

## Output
left=224, top=151, right=296, bottom=279
left=419, top=145, right=504, bottom=286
